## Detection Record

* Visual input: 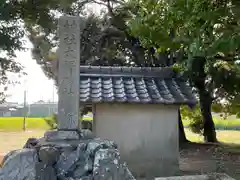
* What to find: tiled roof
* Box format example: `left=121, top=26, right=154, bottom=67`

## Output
left=79, top=66, right=197, bottom=105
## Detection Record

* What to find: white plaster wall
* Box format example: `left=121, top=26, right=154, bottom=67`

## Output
left=93, top=103, right=179, bottom=178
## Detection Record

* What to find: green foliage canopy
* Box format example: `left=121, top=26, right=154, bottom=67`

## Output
left=127, top=0, right=240, bottom=108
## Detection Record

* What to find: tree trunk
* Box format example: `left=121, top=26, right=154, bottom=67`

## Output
left=191, top=56, right=217, bottom=143
left=199, top=91, right=217, bottom=142
left=178, top=108, right=189, bottom=143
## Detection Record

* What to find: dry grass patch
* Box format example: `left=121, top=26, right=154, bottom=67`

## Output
left=0, top=129, right=239, bottom=154
left=186, top=129, right=240, bottom=143
left=0, top=131, right=44, bottom=154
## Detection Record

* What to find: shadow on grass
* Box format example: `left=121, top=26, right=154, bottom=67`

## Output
left=179, top=141, right=240, bottom=178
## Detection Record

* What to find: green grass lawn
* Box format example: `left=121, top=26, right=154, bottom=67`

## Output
left=182, top=117, right=240, bottom=130
left=0, top=117, right=49, bottom=131
left=0, top=116, right=239, bottom=131
left=0, top=117, right=92, bottom=131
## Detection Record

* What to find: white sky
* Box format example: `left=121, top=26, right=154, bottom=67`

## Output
left=6, top=40, right=58, bottom=104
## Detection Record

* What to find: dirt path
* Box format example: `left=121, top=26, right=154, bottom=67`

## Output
left=179, top=143, right=240, bottom=179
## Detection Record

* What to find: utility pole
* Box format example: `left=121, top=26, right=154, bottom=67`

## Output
left=23, top=89, right=27, bottom=131
left=23, top=78, right=27, bottom=131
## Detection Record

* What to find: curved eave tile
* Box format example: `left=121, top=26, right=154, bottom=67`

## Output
left=79, top=76, right=197, bottom=105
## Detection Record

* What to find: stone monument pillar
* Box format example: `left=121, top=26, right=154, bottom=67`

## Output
left=44, top=16, right=81, bottom=141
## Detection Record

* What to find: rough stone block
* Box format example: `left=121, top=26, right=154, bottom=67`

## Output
left=23, top=138, right=39, bottom=148
left=36, top=162, right=57, bottom=180
left=71, top=143, right=92, bottom=178
left=81, top=129, right=95, bottom=139
left=86, top=138, right=118, bottom=155
left=2, top=149, right=38, bottom=180
left=93, top=148, right=135, bottom=180
left=0, top=150, right=17, bottom=166
left=0, top=135, right=135, bottom=180
left=0, top=168, right=3, bottom=180
left=55, top=147, right=80, bottom=176
left=38, top=146, right=60, bottom=165
left=93, top=148, right=121, bottom=179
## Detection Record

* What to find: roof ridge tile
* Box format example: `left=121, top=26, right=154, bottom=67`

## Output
left=80, top=66, right=174, bottom=78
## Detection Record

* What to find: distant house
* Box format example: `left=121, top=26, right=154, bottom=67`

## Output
left=0, top=102, right=58, bottom=117
left=0, top=103, right=24, bottom=117
left=79, top=66, right=196, bottom=178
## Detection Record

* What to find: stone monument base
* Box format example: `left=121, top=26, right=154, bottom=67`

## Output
left=44, top=130, right=81, bottom=141
left=0, top=130, right=135, bottom=180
